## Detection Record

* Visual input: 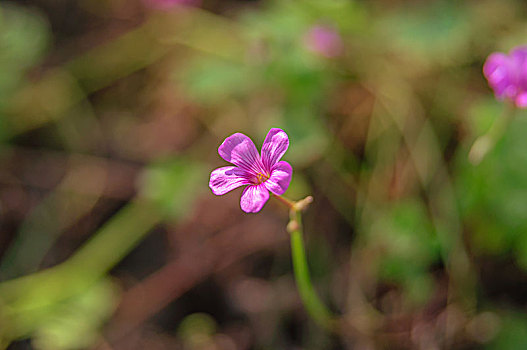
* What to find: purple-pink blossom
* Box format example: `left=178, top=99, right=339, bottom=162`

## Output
left=303, top=24, right=343, bottom=58
left=483, top=46, right=527, bottom=108
left=209, top=128, right=293, bottom=213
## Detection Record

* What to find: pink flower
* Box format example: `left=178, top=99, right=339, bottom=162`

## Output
left=303, top=24, right=343, bottom=58
left=143, top=0, right=200, bottom=10
left=209, top=128, right=293, bottom=213
left=483, top=46, right=527, bottom=108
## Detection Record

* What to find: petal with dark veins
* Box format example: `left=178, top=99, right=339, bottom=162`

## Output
left=209, top=166, right=250, bottom=195
left=264, top=161, right=292, bottom=195
left=218, top=133, right=264, bottom=175
left=261, top=128, right=289, bottom=170
left=240, top=184, right=269, bottom=213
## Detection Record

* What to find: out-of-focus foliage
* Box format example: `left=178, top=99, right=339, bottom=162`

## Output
left=0, top=4, right=49, bottom=97
left=365, top=200, right=440, bottom=306
left=487, top=313, right=527, bottom=350
left=0, top=4, right=50, bottom=138
left=32, top=279, right=118, bottom=350
left=376, top=1, right=472, bottom=66
left=182, top=0, right=363, bottom=166
left=0, top=0, right=527, bottom=348
left=140, top=158, right=207, bottom=217
left=459, top=103, right=527, bottom=266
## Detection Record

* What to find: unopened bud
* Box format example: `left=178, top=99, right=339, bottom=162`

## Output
left=287, top=220, right=300, bottom=233
left=294, top=196, right=314, bottom=211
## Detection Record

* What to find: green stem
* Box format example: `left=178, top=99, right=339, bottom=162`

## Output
left=0, top=156, right=204, bottom=344
left=0, top=199, right=163, bottom=341
left=0, top=199, right=161, bottom=301
left=468, top=102, right=516, bottom=164
left=286, top=197, right=337, bottom=331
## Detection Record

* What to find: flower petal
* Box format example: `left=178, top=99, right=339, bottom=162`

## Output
left=261, top=128, right=289, bottom=170
left=484, top=53, right=514, bottom=98
left=510, top=46, right=527, bottom=64
left=516, top=91, right=527, bottom=108
left=264, top=161, right=292, bottom=195
left=218, top=133, right=263, bottom=175
left=511, top=46, right=527, bottom=90
left=209, top=166, right=250, bottom=195
left=240, top=184, right=269, bottom=213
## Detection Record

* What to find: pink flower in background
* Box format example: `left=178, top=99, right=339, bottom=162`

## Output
left=143, top=0, right=200, bottom=10
left=303, top=24, right=343, bottom=58
left=484, top=46, right=527, bottom=108
left=209, top=128, right=292, bottom=213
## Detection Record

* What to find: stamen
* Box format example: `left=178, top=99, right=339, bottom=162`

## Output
left=255, top=172, right=270, bottom=184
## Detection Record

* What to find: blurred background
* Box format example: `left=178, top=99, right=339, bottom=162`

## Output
left=0, top=0, right=527, bottom=349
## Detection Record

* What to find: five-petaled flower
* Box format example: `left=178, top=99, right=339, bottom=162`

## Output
left=483, top=46, right=527, bottom=108
left=209, top=128, right=292, bottom=213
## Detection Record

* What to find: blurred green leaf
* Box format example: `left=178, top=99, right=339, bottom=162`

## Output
left=404, top=274, right=434, bottom=306
left=140, top=158, right=207, bottom=217
left=486, top=313, right=527, bottom=350
left=182, top=58, right=256, bottom=104
left=457, top=108, right=527, bottom=267
left=177, top=312, right=217, bottom=342
left=0, top=3, right=50, bottom=97
left=375, top=201, right=440, bottom=266
left=377, top=1, right=470, bottom=66
left=283, top=109, right=329, bottom=167
left=369, top=200, right=440, bottom=304
left=32, top=279, right=118, bottom=350
left=0, top=3, right=50, bottom=140
left=468, top=98, right=503, bottom=137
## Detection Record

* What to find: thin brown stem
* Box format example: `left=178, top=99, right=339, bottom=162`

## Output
left=272, top=194, right=295, bottom=209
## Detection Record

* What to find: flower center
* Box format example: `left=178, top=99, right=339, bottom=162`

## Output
left=255, top=172, right=270, bottom=184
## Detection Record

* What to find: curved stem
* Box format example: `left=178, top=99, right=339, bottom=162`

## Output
left=469, top=102, right=516, bottom=165
left=272, top=194, right=295, bottom=209
left=0, top=199, right=163, bottom=343
left=284, top=196, right=337, bottom=331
